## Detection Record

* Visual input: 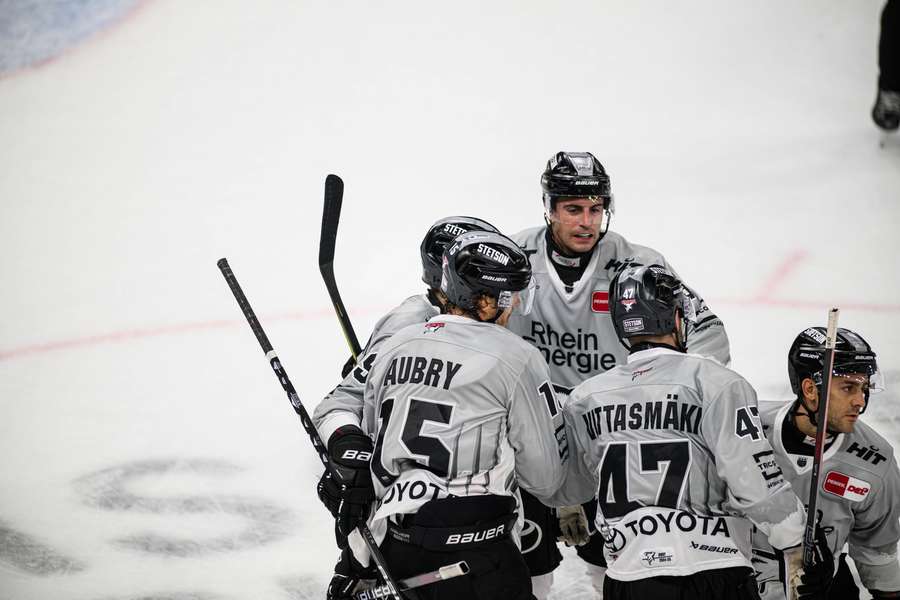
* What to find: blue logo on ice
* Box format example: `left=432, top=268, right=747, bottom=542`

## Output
left=0, top=0, right=141, bottom=75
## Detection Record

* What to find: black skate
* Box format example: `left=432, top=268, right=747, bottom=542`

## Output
left=872, top=88, right=900, bottom=131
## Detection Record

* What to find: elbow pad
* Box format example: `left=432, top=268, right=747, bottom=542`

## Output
left=857, top=558, right=900, bottom=595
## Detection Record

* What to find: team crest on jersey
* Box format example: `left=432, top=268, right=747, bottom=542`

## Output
left=591, top=291, right=610, bottom=313
left=823, top=471, right=870, bottom=502
left=631, top=366, right=653, bottom=381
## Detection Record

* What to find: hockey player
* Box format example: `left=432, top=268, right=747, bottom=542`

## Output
left=505, top=151, right=732, bottom=597
left=314, top=215, right=499, bottom=447
left=751, top=327, right=900, bottom=600
left=313, top=216, right=499, bottom=599
left=549, top=265, right=812, bottom=600
left=320, top=230, right=567, bottom=600
left=873, top=0, right=900, bottom=131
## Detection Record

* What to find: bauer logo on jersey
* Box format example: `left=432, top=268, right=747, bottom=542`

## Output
left=823, top=471, right=871, bottom=502
left=591, top=291, right=610, bottom=313
left=622, top=317, right=645, bottom=334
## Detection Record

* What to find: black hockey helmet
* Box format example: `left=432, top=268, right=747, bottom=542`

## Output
left=609, top=265, right=694, bottom=350
left=420, top=216, right=499, bottom=289
left=541, top=151, right=614, bottom=214
left=788, top=327, right=880, bottom=400
left=441, top=231, right=533, bottom=315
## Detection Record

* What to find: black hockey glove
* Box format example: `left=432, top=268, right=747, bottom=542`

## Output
left=326, top=546, right=379, bottom=600
left=797, top=526, right=835, bottom=600
left=317, top=425, right=375, bottom=537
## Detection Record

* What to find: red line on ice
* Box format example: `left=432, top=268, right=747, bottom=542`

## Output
left=0, top=308, right=360, bottom=362
left=753, top=249, right=808, bottom=301
left=714, top=297, right=900, bottom=312
left=4, top=251, right=900, bottom=362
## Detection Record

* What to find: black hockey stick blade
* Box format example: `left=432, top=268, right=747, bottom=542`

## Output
left=317, top=174, right=363, bottom=358
left=319, top=174, right=344, bottom=269
left=354, top=561, right=469, bottom=600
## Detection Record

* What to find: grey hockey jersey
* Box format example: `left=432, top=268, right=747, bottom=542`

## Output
left=549, top=347, right=805, bottom=581
left=313, top=294, right=439, bottom=444
left=362, top=314, right=567, bottom=528
left=507, top=227, right=730, bottom=396
left=751, top=400, right=900, bottom=598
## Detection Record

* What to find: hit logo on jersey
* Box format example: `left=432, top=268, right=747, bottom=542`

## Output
left=592, top=291, right=609, bottom=313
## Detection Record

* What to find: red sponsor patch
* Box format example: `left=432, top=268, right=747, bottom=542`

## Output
left=823, top=471, right=849, bottom=496
left=823, top=470, right=871, bottom=501
left=592, top=291, right=609, bottom=313
left=425, top=322, right=445, bottom=332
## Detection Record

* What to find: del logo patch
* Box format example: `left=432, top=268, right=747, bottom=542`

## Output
left=592, top=291, right=609, bottom=313
left=823, top=471, right=870, bottom=502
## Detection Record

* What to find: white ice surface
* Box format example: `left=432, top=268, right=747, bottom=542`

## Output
left=1, top=1, right=899, bottom=598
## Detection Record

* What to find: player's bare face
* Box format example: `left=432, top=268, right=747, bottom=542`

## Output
left=549, top=198, right=605, bottom=254
left=826, top=374, right=869, bottom=433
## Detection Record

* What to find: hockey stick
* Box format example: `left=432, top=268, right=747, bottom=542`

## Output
left=802, top=307, right=840, bottom=568
left=217, top=258, right=403, bottom=600
left=355, top=561, right=469, bottom=600
left=319, top=174, right=363, bottom=360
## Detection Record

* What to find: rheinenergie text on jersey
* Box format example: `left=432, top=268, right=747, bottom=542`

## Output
left=524, top=320, right=617, bottom=374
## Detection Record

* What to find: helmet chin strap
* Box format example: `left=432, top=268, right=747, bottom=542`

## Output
left=792, top=396, right=821, bottom=430
left=674, top=309, right=688, bottom=353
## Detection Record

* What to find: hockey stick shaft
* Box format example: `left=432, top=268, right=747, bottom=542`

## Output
left=319, top=174, right=363, bottom=359
left=354, top=561, right=469, bottom=600
left=217, top=258, right=403, bottom=600
left=802, top=307, right=840, bottom=567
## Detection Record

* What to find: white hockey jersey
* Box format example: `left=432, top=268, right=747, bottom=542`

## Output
left=313, top=294, right=439, bottom=443
left=507, top=227, right=730, bottom=396
left=751, top=400, right=900, bottom=598
left=362, top=314, right=567, bottom=531
left=549, top=347, right=805, bottom=581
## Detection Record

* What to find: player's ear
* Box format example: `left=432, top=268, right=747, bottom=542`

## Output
left=475, top=295, right=498, bottom=322
left=801, top=378, right=819, bottom=406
